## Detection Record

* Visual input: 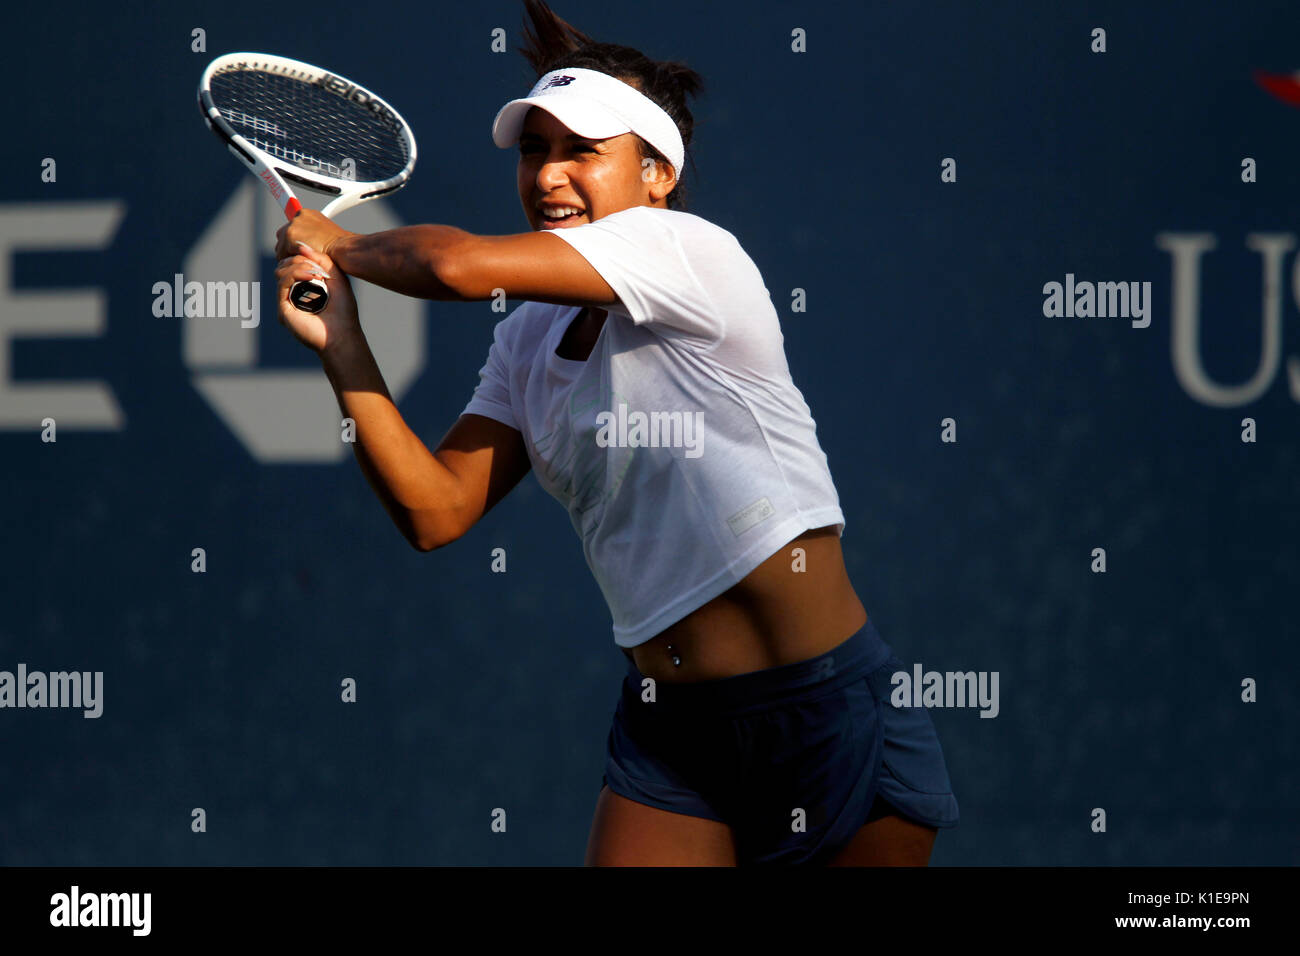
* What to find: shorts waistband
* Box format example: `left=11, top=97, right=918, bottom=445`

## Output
left=622, top=617, right=894, bottom=717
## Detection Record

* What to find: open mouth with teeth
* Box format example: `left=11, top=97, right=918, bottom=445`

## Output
left=540, top=206, right=585, bottom=227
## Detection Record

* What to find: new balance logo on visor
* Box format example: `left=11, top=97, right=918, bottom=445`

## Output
left=542, top=75, right=576, bottom=89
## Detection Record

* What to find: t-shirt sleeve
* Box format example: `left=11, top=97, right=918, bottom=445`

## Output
left=460, top=315, right=519, bottom=430
left=545, top=206, right=724, bottom=342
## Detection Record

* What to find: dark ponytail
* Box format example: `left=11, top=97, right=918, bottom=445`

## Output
left=515, top=0, right=704, bottom=211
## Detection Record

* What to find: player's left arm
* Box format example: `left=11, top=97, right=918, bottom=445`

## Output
left=275, top=209, right=617, bottom=308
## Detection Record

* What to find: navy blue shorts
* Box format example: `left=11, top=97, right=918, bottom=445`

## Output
left=601, top=618, right=959, bottom=865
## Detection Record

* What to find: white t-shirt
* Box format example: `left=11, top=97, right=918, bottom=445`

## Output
left=461, top=204, right=845, bottom=647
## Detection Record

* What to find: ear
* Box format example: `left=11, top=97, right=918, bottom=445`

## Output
left=642, top=157, right=677, bottom=203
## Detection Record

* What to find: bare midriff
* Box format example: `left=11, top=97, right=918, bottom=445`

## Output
left=621, top=524, right=868, bottom=683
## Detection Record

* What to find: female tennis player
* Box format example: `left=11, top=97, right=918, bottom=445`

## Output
left=272, top=0, right=958, bottom=865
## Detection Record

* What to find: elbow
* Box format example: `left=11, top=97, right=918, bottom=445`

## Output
left=406, top=523, right=434, bottom=552
left=406, top=506, right=464, bottom=553
left=430, top=232, right=480, bottom=302
left=409, top=528, right=450, bottom=553
left=431, top=254, right=468, bottom=302
left=407, top=523, right=447, bottom=553
left=428, top=250, right=458, bottom=301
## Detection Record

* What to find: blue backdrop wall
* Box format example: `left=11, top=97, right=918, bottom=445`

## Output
left=1, top=0, right=1296, bottom=865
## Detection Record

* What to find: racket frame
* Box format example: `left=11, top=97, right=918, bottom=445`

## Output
left=197, top=52, right=417, bottom=311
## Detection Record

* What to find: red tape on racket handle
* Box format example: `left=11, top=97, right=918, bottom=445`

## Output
left=289, top=277, right=329, bottom=314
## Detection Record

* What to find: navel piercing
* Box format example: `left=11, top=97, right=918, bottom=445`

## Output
left=666, top=643, right=682, bottom=667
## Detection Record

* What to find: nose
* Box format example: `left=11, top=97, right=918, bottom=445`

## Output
left=534, top=150, right=573, bottom=192
left=533, top=141, right=585, bottom=187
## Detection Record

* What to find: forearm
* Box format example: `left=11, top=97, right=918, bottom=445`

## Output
left=328, top=225, right=470, bottom=300
left=318, top=331, right=461, bottom=547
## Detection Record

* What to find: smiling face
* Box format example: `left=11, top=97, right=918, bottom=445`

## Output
left=517, top=105, right=676, bottom=231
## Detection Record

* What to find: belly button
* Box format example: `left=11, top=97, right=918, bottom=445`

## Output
left=666, top=643, right=682, bottom=667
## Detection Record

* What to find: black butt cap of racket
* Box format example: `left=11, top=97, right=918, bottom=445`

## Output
left=289, top=281, right=329, bottom=314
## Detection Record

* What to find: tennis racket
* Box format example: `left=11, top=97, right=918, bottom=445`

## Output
left=197, top=52, right=417, bottom=313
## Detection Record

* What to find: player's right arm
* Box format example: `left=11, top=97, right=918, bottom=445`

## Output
left=419, top=413, right=532, bottom=550
left=275, top=209, right=618, bottom=309
left=323, top=336, right=530, bottom=551
left=279, top=247, right=531, bottom=551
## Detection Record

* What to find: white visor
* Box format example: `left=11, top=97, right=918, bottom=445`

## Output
left=491, top=67, right=684, bottom=181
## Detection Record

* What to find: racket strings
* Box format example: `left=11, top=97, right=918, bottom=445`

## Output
left=210, top=69, right=409, bottom=183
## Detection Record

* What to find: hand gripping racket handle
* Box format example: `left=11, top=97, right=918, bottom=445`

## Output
left=282, top=195, right=347, bottom=315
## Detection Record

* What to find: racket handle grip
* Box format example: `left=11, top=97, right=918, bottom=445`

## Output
left=289, top=277, right=329, bottom=314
